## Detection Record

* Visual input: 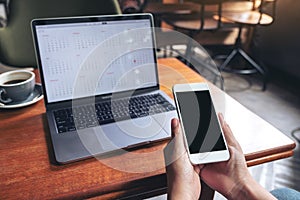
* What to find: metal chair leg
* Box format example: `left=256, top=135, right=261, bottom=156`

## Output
left=238, top=48, right=265, bottom=75
left=218, top=25, right=268, bottom=90
left=219, top=49, right=238, bottom=71
left=219, top=47, right=267, bottom=91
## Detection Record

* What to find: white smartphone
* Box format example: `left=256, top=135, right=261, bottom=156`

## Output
left=172, top=83, right=230, bottom=165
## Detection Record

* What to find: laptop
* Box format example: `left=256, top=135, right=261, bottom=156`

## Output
left=31, top=14, right=177, bottom=164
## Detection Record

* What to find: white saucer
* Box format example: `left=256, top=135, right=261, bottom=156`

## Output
left=0, top=84, right=44, bottom=109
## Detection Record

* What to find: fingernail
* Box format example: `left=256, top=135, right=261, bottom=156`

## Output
left=172, top=118, right=178, bottom=127
left=171, top=118, right=179, bottom=138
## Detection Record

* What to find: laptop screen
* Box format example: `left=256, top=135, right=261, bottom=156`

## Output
left=32, top=14, right=158, bottom=104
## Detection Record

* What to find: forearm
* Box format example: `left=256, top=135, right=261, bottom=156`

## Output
left=167, top=176, right=200, bottom=200
left=167, top=187, right=195, bottom=200
left=226, top=176, right=277, bottom=200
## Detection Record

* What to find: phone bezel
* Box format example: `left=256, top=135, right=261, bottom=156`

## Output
left=172, top=82, right=230, bottom=165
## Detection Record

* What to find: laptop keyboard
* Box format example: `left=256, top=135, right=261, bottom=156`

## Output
left=53, top=93, right=175, bottom=133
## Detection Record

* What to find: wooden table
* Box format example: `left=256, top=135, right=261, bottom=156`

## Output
left=0, top=58, right=295, bottom=199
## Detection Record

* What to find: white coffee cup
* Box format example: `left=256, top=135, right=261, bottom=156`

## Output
left=0, top=70, right=35, bottom=104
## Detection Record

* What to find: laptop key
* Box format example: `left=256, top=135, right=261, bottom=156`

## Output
left=86, top=122, right=98, bottom=128
left=58, top=127, right=67, bottom=133
left=98, top=118, right=115, bottom=125
left=67, top=126, right=76, bottom=132
left=76, top=125, right=86, bottom=130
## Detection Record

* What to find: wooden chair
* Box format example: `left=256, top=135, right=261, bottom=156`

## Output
left=0, top=0, right=121, bottom=69
left=217, top=0, right=277, bottom=90
left=151, top=0, right=223, bottom=61
left=144, top=0, right=201, bottom=27
left=160, top=0, right=224, bottom=38
left=144, top=0, right=227, bottom=89
left=143, top=1, right=201, bottom=56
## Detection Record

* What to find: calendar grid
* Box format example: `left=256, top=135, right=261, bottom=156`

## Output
left=36, top=20, right=158, bottom=103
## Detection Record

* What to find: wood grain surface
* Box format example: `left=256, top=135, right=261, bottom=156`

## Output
left=0, top=58, right=295, bottom=199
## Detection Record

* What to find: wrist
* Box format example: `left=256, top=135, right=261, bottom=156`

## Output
left=225, top=173, right=253, bottom=200
left=226, top=174, right=276, bottom=200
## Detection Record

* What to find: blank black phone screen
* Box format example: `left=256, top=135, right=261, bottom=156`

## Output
left=176, top=90, right=226, bottom=154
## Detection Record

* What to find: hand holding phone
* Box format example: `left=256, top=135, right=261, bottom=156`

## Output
left=172, top=83, right=230, bottom=164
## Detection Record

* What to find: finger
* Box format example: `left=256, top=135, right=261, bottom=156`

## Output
left=218, top=113, right=235, bottom=144
left=198, top=164, right=205, bottom=170
left=218, top=113, right=225, bottom=126
left=171, top=118, right=187, bottom=157
left=218, top=113, right=243, bottom=151
left=171, top=118, right=179, bottom=138
left=195, top=164, right=205, bottom=173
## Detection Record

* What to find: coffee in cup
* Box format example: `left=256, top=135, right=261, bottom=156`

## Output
left=0, top=70, right=35, bottom=104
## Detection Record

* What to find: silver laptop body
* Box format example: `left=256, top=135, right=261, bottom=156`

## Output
left=31, top=14, right=177, bottom=164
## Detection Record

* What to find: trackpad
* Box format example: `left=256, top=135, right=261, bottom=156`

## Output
left=152, top=111, right=178, bottom=136
left=96, top=116, right=169, bottom=150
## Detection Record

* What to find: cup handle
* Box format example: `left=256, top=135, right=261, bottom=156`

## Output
left=0, top=88, right=12, bottom=104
